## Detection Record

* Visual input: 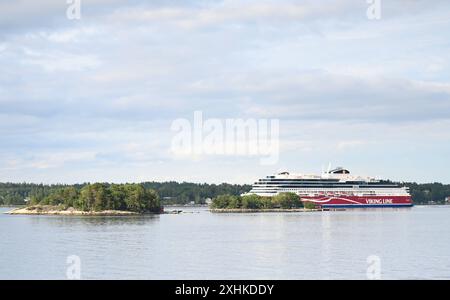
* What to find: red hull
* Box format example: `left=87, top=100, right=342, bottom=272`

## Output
left=301, top=195, right=413, bottom=208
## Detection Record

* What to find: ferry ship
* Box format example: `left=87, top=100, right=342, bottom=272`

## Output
left=245, top=167, right=413, bottom=208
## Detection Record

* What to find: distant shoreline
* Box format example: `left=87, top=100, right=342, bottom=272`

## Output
left=209, top=208, right=320, bottom=213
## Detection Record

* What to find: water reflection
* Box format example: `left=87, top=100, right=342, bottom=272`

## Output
left=28, top=214, right=161, bottom=228
left=1, top=206, right=449, bottom=279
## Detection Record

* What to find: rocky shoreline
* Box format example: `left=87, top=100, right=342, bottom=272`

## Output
left=5, top=206, right=140, bottom=216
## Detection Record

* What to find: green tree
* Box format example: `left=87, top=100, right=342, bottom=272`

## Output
left=110, top=184, right=126, bottom=210
left=90, top=183, right=110, bottom=211
left=227, top=195, right=242, bottom=208
left=61, top=186, right=79, bottom=208
left=211, top=194, right=232, bottom=209
left=29, top=187, right=47, bottom=205
left=274, top=192, right=301, bottom=209
left=124, top=184, right=147, bottom=212
left=78, top=184, right=95, bottom=211
left=304, top=201, right=316, bottom=209
left=143, top=188, right=160, bottom=212
left=241, top=194, right=263, bottom=209
left=260, top=197, right=275, bottom=209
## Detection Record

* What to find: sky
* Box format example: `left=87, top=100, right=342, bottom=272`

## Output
left=0, top=0, right=450, bottom=184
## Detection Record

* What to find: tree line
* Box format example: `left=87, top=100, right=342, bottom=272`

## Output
left=404, top=182, right=450, bottom=204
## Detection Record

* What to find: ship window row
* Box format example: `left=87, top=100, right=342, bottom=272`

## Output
left=261, top=178, right=339, bottom=182
left=253, top=184, right=399, bottom=188
left=250, top=189, right=408, bottom=196
left=252, top=188, right=403, bottom=191
left=257, top=180, right=378, bottom=185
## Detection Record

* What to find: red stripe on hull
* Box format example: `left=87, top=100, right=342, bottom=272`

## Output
left=301, top=195, right=412, bottom=206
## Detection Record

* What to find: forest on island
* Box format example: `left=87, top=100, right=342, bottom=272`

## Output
left=25, top=183, right=160, bottom=213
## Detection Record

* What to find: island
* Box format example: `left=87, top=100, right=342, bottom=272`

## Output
left=209, top=192, right=318, bottom=212
left=4, top=183, right=162, bottom=216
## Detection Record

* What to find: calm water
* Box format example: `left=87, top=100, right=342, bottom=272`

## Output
left=1, top=206, right=449, bottom=279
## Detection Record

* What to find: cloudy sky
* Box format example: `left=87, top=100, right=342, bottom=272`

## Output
left=1, top=0, right=450, bottom=184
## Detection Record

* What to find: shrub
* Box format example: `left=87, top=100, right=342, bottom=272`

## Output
left=274, top=192, right=301, bottom=209
left=211, top=194, right=233, bottom=209
left=227, top=196, right=242, bottom=208
left=241, top=194, right=263, bottom=209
